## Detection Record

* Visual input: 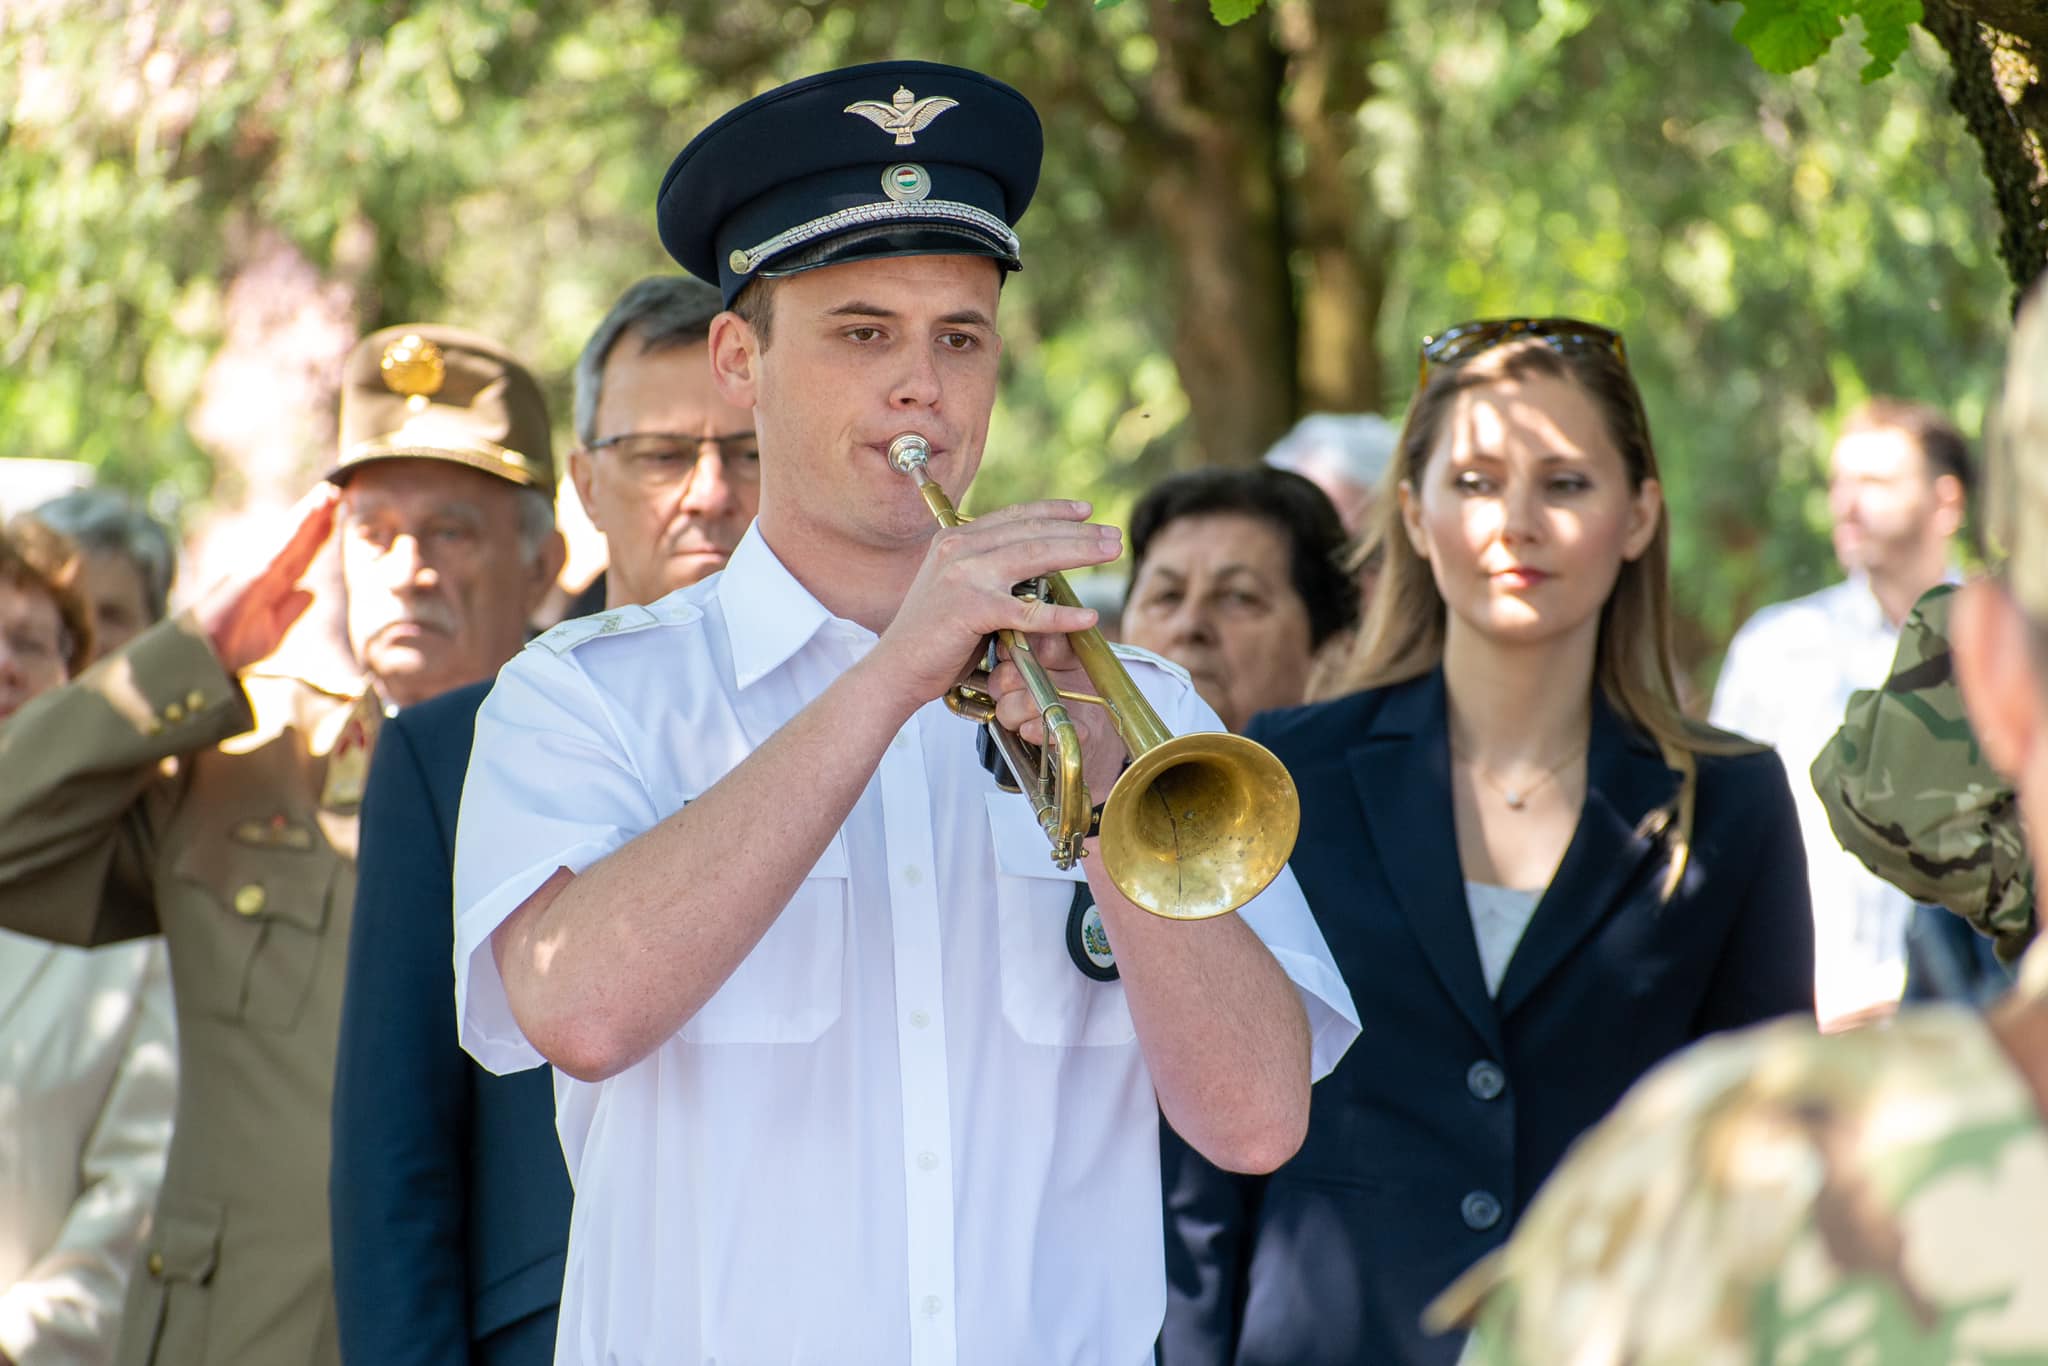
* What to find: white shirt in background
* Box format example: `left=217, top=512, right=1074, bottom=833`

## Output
left=454, top=525, right=1360, bottom=1366
left=1710, top=575, right=1931, bottom=1027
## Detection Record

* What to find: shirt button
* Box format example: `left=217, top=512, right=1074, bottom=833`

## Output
left=921, top=1294, right=942, bottom=1317
left=1461, top=1190, right=1503, bottom=1231
left=909, top=1009, right=930, bottom=1029
left=902, top=865, right=924, bottom=887
left=1466, top=1061, right=1507, bottom=1101
left=146, top=1252, right=164, bottom=1278
left=233, top=884, right=267, bottom=916
left=916, top=1150, right=939, bottom=1172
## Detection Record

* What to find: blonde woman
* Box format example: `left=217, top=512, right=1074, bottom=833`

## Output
left=1160, top=320, right=1815, bottom=1366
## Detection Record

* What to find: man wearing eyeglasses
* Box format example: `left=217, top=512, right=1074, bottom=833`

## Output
left=330, top=275, right=756, bottom=1366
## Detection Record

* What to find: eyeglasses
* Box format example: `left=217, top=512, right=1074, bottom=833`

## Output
left=1417, top=317, right=1627, bottom=387
left=586, top=431, right=761, bottom=491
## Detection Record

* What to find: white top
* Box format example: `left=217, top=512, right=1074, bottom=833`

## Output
left=1465, top=882, right=1541, bottom=998
left=0, top=931, right=176, bottom=1366
left=454, top=524, right=1360, bottom=1366
left=1710, top=576, right=1943, bottom=1026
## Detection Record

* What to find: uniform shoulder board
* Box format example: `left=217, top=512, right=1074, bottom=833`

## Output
left=529, top=604, right=670, bottom=657
left=1110, top=641, right=1193, bottom=686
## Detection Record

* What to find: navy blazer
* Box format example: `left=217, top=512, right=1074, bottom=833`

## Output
left=1160, top=671, right=1814, bottom=1366
left=331, top=681, right=572, bottom=1366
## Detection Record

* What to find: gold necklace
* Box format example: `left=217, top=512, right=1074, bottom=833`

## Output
left=1454, top=746, right=1581, bottom=811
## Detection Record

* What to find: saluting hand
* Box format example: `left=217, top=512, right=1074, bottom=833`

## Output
left=195, top=482, right=341, bottom=675
left=873, top=498, right=1120, bottom=705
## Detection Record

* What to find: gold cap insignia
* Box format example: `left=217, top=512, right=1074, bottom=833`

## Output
left=844, top=86, right=960, bottom=147
left=380, top=335, right=447, bottom=401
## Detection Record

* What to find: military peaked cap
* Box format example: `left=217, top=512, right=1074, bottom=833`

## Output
left=658, top=60, right=1043, bottom=307
left=329, top=324, right=555, bottom=492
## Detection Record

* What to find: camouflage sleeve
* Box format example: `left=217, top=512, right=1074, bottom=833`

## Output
left=1810, top=584, right=2036, bottom=964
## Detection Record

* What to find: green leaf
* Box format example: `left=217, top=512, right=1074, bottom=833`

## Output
left=1209, top=0, right=1266, bottom=25
left=1730, top=0, right=1844, bottom=73
left=1094, top=0, right=1125, bottom=9
left=1853, top=0, right=1922, bottom=81
left=1011, top=0, right=1049, bottom=9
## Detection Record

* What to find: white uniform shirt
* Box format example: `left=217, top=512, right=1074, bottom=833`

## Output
left=1710, top=576, right=1940, bottom=1026
left=454, top=526, right=1360, bottom=1366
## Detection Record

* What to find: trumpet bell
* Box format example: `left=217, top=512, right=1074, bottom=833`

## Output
left=1100, top=731, right=1302, bottom=921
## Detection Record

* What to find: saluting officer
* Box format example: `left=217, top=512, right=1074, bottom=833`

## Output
left=0, top=325, right=563, bottom=1366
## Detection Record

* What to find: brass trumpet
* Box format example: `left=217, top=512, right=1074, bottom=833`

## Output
left=887, top=433, right=1301, bottom=921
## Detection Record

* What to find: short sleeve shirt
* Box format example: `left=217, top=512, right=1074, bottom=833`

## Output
left=453, top=525, right=1360, bottom=1366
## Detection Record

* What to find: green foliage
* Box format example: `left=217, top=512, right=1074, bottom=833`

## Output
left=1208, top=0, right=1269, bottom=24
left=1373, top=0, right=2003, bottom=672
left=0, top=0, right=2011, bottom=684
left=1729, top=0, right=1923, bottom=80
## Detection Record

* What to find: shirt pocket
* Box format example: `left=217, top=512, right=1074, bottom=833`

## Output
left=985, top=792, right=1136, bottom=1047
left=680, top=834, right=848, bottom=1045
left=166, top=834, right=340, bottom=1032
left=130, top=1194, right=221, bottom=1365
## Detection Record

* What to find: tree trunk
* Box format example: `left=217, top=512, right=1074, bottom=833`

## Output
left=1276, top=0, right=1393, bottom=417
left=1925, top=0, right=2048, bottom=302
left=1131, top=0, right=1299, bottom=467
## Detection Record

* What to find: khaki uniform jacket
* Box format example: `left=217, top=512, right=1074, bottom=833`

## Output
left=0, top=612, right=374, bottom=1366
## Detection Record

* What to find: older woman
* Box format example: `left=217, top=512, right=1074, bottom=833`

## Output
left=1121, top=466, right=1360, bottom=734
left=32, top=489, right=178, bottom=663
left=0, top=518, right=175, bottom=1366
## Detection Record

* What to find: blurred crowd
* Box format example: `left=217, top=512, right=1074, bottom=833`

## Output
left=1, top=54, right=2042, bottom=1366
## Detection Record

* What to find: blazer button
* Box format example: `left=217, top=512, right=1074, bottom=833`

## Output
left=147, top=1251, right=165, bottom=1278
left=233, top=884, right=267, bottom=916
left=1461, top=1190, right=1503, bottom=1231
left=1466, top=1060, right=1506, bottom=1100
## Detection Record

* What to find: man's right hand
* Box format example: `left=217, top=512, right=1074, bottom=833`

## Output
left=195, top=483, right=341, bottom=675
left=868, top=499, right=1120, bottom=706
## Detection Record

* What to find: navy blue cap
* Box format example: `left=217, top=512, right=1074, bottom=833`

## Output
left=658, top=61, right=1043, bottom=307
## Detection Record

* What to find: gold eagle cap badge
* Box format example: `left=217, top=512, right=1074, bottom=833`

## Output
left=844, top=86, right=960, bottom=146
left=380, top=335, right=447, bottom=405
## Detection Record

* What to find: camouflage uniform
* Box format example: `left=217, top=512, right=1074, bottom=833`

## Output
left=1435, top=283, right=2048, bottom=1363
left=1811, top=584, right=2035, bottom=963
left=1432, top=937, right=2048, bottom=1365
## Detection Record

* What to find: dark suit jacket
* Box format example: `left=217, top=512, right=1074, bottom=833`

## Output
left=1160, top=671, right=1815, bottom=1366
left=330, top=681, right=572, bottom=1366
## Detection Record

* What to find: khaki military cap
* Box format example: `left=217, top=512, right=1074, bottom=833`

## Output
left=1994, top=280, right=2048, bottom=618
left=329, top=325, right=554, bottom=491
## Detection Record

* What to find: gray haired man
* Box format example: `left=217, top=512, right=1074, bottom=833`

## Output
left=568, top=275, right=762, bottom=609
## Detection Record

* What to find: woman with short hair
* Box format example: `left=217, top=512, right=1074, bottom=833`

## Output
left=1121, top=465, right=1359, bottom=735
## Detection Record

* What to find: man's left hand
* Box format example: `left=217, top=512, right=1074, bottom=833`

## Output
left=987, top=631, right=1132, bottom=809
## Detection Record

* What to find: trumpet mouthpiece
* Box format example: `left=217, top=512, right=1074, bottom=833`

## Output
left=887, top=433, right=932, bottom=473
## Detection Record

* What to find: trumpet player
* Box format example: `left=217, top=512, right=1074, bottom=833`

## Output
left=450, top=61, right=1358, bottom=1366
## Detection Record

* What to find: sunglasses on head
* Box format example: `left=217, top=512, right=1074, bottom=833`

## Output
left=1417, top=317, right=1627, bottom=387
